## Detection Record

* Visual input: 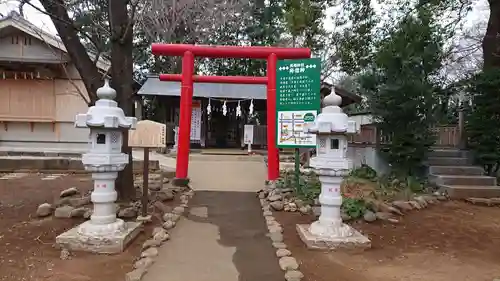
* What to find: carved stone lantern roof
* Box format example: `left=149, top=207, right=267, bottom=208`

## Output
left=307, top=89, right=355, bottom=135
left=75, top=79, right=137, bottom=129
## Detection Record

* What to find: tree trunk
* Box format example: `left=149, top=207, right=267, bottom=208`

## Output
left=38, top=0, right=101, bottom=103
left=483, top=0, right=500, bottom=69
left=39, top=0, right=135, bottom=201
left=109, top=0, right=136, bottom=202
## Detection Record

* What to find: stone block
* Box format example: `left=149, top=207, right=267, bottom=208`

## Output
left=429, top=165, right=484, bottom=176
left=440, top=185, right=500, bottom=199
left=172, top=177, right=190, bottom=187
left=427, top=149, right=462, bottom=158
left=430, top=174, right=496, bottom=186
left=296, top=224, right=371, bottom=252
left=161, top=168, right=176, bottom=179
left=132, top=160, right=160, bottom=171
left=56, top=221, right=142, bottom=254
left=427, top=157, right=468, bottom=166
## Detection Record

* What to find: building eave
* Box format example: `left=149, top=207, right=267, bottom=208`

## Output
left=0, top=13, right=111, bottom=72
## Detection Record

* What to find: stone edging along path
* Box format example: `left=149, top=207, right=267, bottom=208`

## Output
left=125, top=188, right=195, bottom=281
left=260, top=181, right=305, bottom=281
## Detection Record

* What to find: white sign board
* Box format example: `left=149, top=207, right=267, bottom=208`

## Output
left=244, top=125, right=254, bottom=144
left=128, top=120, right=166, bottom=148
left=276, top=111, right=317, bottom=147
left=190, top=100, right=202, bottom=141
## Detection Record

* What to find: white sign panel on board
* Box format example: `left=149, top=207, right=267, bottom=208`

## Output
left=190, top=100, right=202, bottom=141
left=244, top=125, right=254, bottom=144
left=128, top=120, right=166, bottom=148
left=276, top=111, right=317, bottom=147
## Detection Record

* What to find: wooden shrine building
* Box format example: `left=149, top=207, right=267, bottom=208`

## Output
left=0, top=12, right=111, bottom=153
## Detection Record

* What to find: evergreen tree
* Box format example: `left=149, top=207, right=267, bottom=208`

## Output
left=464, top=69, right=500, bottom=175
left=332, top=0, right=378, bottom=75
left=362, top=5, right=446, bottom=176
left=283, top=0, right=326, bottom=51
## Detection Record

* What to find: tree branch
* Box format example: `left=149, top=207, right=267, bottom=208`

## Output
left=120, top=0, right=140, bottom=43
left=21, top=0, right=106, bottom=62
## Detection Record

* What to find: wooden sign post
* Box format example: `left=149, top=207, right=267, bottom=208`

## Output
left=128, top=120, right=166, bottom=216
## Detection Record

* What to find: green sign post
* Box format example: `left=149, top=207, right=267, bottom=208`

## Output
left=276, top=58, right=321, bottom=192
left=276, top=58, right=321, bottom=148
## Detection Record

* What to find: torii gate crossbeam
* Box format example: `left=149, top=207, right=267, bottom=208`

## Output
left=151, top=44, right=311, bottom=182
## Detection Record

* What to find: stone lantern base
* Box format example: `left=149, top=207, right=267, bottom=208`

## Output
left=296, top=224, right=371, bottom=252
left=56, top=220, right=142, bottom=254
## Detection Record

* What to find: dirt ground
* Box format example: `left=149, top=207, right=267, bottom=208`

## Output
left=275, top=201, right=500, bottom=281
left=0, top=172, right=161, bottom=281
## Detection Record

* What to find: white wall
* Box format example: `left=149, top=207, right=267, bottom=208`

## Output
left=0, top=122, right=88, bottom=152
left=347, top=145, right=389, bottom=175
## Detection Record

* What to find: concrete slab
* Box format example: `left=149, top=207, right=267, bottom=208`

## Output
left=200, top=149, right=249, bottom=155
left=144, top=210, right=240, bottom=281
left=188, top=154, right=264, bottom=163
left=188, top=157, right=266, bottom=192
left=142, top=158, right=282, bottom=281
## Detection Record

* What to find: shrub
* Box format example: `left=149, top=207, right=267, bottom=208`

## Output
left=349, top=164, right=378, bottom=181
left=341, top=197, right=367, bottom=219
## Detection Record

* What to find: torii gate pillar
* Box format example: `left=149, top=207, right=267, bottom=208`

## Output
left=151, top=44, right=311, bottom=183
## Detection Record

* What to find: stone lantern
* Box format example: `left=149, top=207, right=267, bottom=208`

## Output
left=56, top=80, right=141, bottom=254
left=296, top=90, right=371, bottom=251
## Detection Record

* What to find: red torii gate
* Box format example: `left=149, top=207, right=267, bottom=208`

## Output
left=151, top=44, right=311, bottom=182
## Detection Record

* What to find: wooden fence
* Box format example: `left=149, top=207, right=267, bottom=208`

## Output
left=248, top=124, right=461, bottom=147
left=163, top=123, right=460, bottom=148
left=348, top=125, right=460, bottom=147
left=252, top=125, right=268, bottom=146
left=430, top=126, right=460, bottom=147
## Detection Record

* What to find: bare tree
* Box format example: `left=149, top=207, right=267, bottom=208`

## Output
left=136, top=0, right=247, bottom=43
left=319, top=51, right=340, bottom=83
left=441, top=18, right=486, bottom=83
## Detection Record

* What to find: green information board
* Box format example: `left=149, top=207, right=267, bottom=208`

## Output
left=276, top=58, right=321, bottom=148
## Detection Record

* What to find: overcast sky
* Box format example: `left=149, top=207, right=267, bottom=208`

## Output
left=0, top=0, right=489, bottom=35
